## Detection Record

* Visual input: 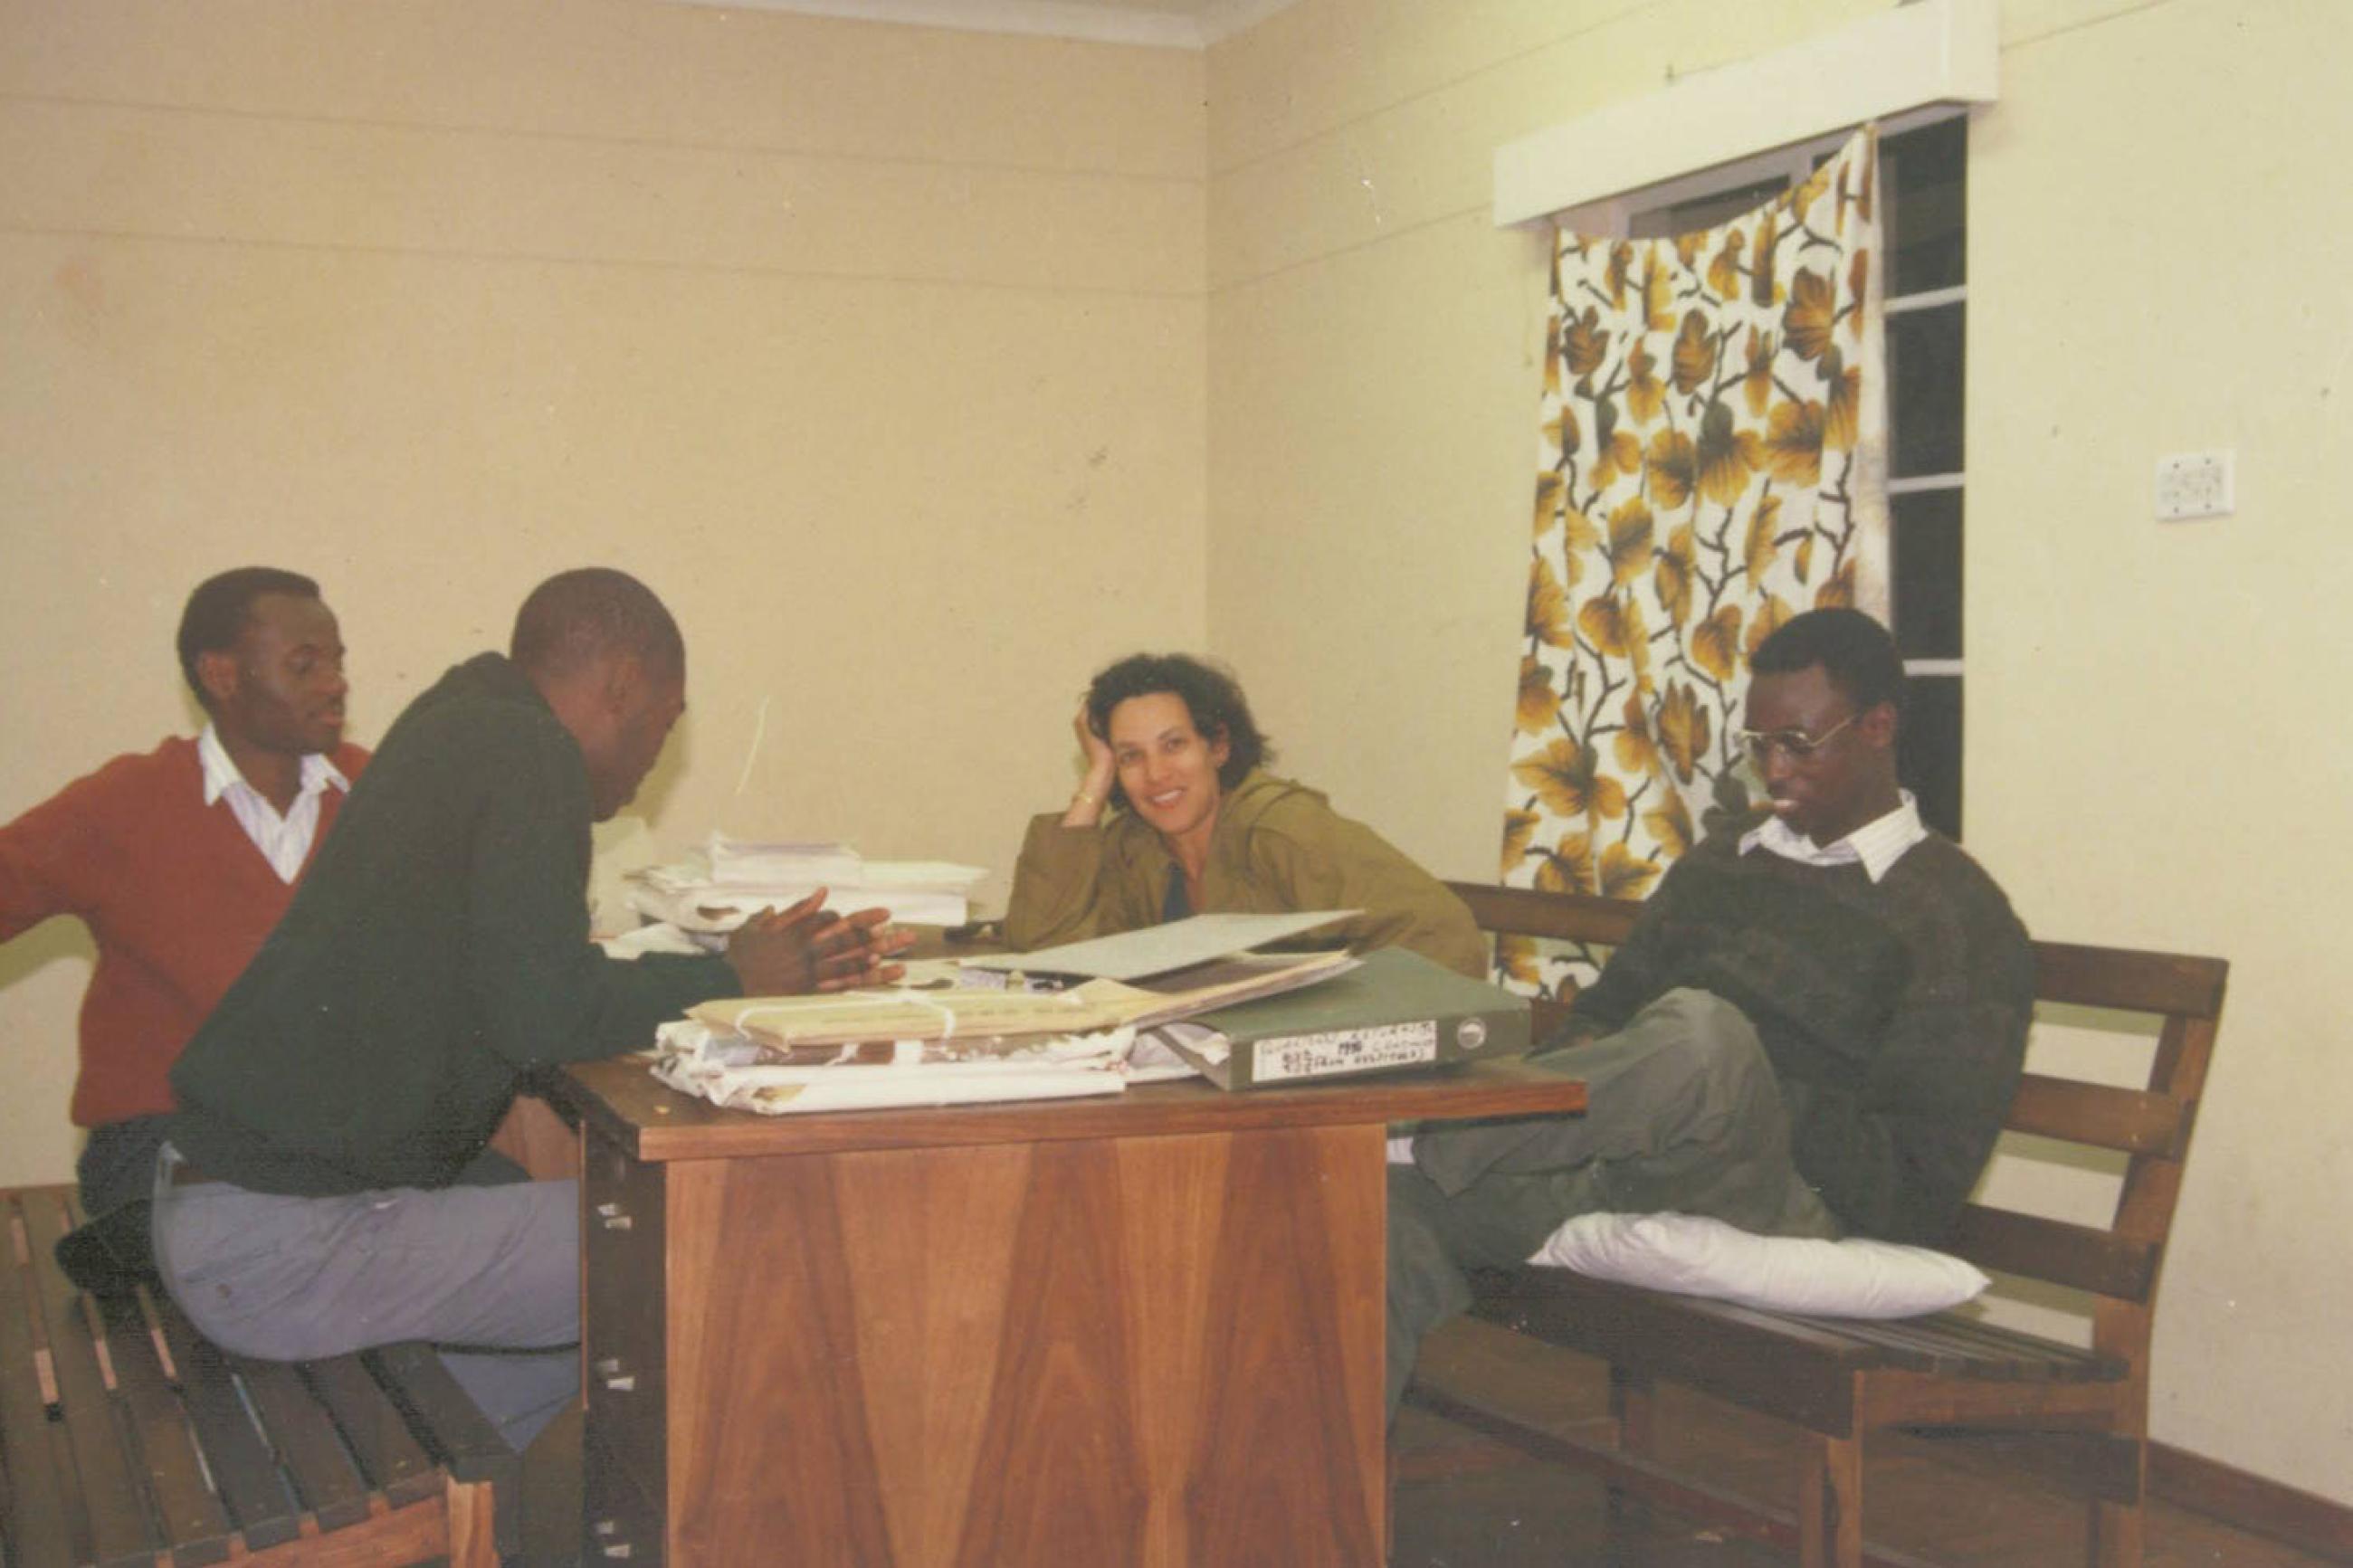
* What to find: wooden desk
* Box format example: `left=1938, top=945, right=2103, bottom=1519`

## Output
left=555, top=1058, right=1583, bottom=1567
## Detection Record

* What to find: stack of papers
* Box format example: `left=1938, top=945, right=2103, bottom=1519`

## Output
left=629, top=833, right=987, bottom=931
left=649, top=1018, right=1203, bottom=1116
left=691, top=946, right=1358, bottom=1049
left=645, top=911, right=1366, bottom=1116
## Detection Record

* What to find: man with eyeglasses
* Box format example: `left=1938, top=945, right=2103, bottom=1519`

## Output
left=1386, top=607, right=2034, bottom=1414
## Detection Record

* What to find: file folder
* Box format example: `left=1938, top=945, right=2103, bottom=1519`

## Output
left=1150, top=946, right=1529, bottom=1090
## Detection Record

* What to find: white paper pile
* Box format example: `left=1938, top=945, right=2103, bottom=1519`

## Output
left=648, top=1015, right=1197, bottom=1116
left=691, top=946, right=1357, bottom=1049
left=629, top=833, right=988, bottom=931
left=638, top=915, right=1358, bottom=1118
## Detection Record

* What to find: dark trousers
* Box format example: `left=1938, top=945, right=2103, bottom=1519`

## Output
left=1387, top=988, right=1840, bottom=1414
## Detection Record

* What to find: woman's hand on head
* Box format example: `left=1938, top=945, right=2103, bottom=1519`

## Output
left=1062, top=698, right=1118, bottom=827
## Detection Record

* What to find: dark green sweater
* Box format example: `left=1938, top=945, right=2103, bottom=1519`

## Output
left=1565, top=831, right=2033, bottom=1244
left=169, top=653, right=738, bottom=1195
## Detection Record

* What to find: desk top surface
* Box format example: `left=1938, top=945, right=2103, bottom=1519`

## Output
left=556, top=1054, right=1584, bottom=1164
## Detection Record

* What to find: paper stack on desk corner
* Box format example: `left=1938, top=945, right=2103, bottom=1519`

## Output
left=650, top=1019, right=1153, bottom=1116
left=691, top=946, right=1358, bottom=1049
left=628, top=832, right=987, bottom=932
left=644, top=914, right=1371, bottom=1117
left=649, top=1013, right=1214, bottom=1116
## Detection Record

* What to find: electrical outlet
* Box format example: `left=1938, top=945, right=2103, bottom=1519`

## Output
left=2155, top=451, right=2234, bottom=521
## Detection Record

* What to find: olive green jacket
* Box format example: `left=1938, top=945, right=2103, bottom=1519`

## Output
left=1004, top=769, right=1486, bottom=979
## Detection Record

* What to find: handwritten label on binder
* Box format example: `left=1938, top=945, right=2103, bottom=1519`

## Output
left=1253, top=1020, right=1440, bottom=1084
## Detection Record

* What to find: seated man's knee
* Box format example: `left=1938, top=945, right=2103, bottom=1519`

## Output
left=1577, top=988, right=1790, bottom=1175
left=1635, top=988, right=1775, bottom=1092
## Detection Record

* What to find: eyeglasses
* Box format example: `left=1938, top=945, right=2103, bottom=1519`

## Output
left=1737, top=713, right=1856, bottom=765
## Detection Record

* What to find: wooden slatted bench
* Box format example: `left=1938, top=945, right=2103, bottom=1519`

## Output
left=1404, top=881, right=2227, bottom=1568
left=0, top=1183, right=517, bottom=1567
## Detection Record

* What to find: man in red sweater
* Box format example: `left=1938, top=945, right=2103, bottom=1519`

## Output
left=0, top=566, right=367, bottom=1216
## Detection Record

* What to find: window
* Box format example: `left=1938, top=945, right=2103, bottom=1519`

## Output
left=1611, top=112, right=1969, bottom=837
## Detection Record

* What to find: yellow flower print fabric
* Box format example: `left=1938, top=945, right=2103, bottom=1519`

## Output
left=1500, top=127, right=1889, bottom=1002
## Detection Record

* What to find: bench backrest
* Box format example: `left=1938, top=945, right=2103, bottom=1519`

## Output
left=1443, top=880, right=2227, bottom=1369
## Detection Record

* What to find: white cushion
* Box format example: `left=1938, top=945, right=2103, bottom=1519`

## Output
left=1528, top=1211, right=1988, bottom=1318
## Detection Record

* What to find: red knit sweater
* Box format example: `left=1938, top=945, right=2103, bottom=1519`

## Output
left=0, top=736, right=369, bottom=1127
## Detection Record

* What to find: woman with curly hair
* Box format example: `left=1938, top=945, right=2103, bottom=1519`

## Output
left=1004, top=652, right=1483, bottom=977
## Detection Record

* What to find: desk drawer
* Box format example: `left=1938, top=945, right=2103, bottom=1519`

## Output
left=582, top=1135, right=668, bottom=1506
left=585, top=1429, right=667, bottom=1566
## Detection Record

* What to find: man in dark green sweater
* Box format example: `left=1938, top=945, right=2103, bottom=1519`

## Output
left=155, top=568, right=909, bottom=1447
left=1388, top=609, right=2034, bottom=1413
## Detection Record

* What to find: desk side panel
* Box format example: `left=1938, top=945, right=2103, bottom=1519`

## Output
left=659, top=1126, right=1386, bottom=1567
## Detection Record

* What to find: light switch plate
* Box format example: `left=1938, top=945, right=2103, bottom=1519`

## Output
left=2155, top=451, right=2234, bottom=521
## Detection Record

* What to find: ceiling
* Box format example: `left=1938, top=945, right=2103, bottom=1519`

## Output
left=671, top=0, right=1300, bottom=49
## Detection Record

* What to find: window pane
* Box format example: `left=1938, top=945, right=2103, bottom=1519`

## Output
left=1882, top=118, right=1967, bottom=296
left=1889, top=301, right=1965, bottom=478
left=1900, top=675, right=1963, bottom=840
left=1628, top=175, right=1789, bottom=241
left=1891, top=487, right=1963, bottom=660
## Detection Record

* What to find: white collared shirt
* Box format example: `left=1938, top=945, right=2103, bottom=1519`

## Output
left=197, top=723, right=350, bottom=884
left=1739, top=790, right=1927, bottom=884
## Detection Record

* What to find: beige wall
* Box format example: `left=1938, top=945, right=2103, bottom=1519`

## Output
left=1207, top=0, right=2351, bottom=1506
left=0, top=0, right=1206, bottom=1186
left=5, top=0, right=2346, bottom=1506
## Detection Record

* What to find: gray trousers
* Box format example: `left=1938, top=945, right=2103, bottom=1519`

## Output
left=151, top=1144, right=579, bottom=1450
left=1387, top=988, right=1840, bottom=1415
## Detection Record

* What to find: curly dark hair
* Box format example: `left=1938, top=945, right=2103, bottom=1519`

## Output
left=176, top=566, right=321, bottom=711
left=1084, top=652, right=1270, bottom=812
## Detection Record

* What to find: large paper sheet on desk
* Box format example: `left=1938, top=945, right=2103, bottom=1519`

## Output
left=962, top=910, right=1357, bottom=982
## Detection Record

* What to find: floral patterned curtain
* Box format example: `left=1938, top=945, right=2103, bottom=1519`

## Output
left=1498, top=127, right=1887, bottom=1000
